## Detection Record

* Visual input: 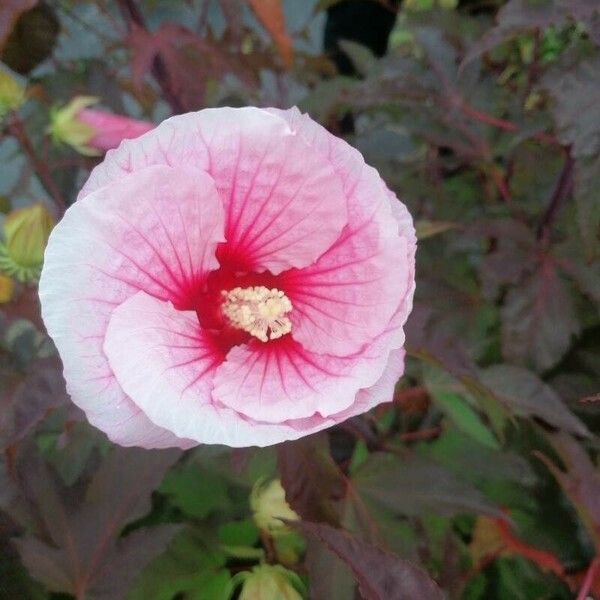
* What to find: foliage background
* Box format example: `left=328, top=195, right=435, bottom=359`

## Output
left=1, top=0, right=600, bottom=598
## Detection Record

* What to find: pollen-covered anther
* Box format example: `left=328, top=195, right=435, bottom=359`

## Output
left=221, top=286, right=293, bottom=342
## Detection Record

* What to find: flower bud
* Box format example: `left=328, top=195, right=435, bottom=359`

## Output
left=0, top=273, right=14, bottom=303
left=251, top=479, right=299, bottom=534
left=48, top=96, right=154, bottom=156
left=0, top=69, right=25, bottom=119
left=0, top=203, right=54, bottom=282
left=237, top=565, right=304, bottom=600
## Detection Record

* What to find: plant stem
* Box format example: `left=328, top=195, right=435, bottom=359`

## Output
left=459, top=103, right=558, bottom=145
left=536, top=148, right=575, bottom=241
left=7, top=114, right=66, bottom=217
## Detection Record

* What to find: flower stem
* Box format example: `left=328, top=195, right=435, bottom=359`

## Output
left=7, top=114, right=66, bottom=217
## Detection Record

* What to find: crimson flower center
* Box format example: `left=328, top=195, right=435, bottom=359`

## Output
left=221, top=285, right=293, bottom=342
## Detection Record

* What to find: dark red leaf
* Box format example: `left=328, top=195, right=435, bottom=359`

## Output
left=541, top=55, right=600, bottom=159
left=2, top=357, right=69, bottom=449
left=13, top=446, right=181, bottom=599
left=461, top=0, right=598, bottom=69
left=294, top=521, right=444, bottom=600
left=480, top=365, right=589, bottom=437
left=501, top=258, right=579, bottom=371
left=0, top=0, right=37, bottom=50
left=1, top=1, right=59, bottom=74
left=277, top=433, right=346, bottom=526
left=353, top=452, right=500, bottom=518
left=128, top=22, right=257, bottom=112
left=536, top=433, right=600, bottom=553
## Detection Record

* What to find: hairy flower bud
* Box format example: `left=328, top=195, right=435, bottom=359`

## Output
left=236, top=565, right=304, bottom=600
left=0, top=203, right=54, bottom=282
left=48, top=96, right=153, bottom=156
left=251, top=479, right=299, bottom=534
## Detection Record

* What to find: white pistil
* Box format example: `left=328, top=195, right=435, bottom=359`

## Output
left=221, top=285, right=293, bottom=342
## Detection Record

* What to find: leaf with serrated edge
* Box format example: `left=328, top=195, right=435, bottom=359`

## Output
left=14, top=447, right=181, bottom=598
left=353, top=452, right=500, bottom=518
left=480, top=365, right=589, bottom=437
left=295, top=521, right=444, bottom=600
left=277, top=434, right=346, bottom=526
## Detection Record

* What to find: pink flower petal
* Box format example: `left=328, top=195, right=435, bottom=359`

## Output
left=104, top=292, right=221, bottom=437
left=80, top=107, right=348, bottom=274
left=212, top=333, right=397, bottom=423
left=102, top=291, right=338, bottom=447
left=39, top=164, right=224, bottom=448
left=283, top=348, right=406, bottom=432
left=79, top=108, right=154, bottom=152
left=271, top=107, right=417, bottom=356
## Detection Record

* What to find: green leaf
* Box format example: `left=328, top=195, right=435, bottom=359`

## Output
left=127, top=528, right=229, bottom=600
left=424, top=364, right=501, bottom=449
left=434, top=390, right=500, bottom=450
left=186, top=569, right=232, bottom=600
left=160, top=463, right=230, bottom=519
left=425, top=429, right=537, bottom=489
left=218, top=519, right=260, bottom=547
left=36, top=422, right=106, bottom=486
left=338, top=39, right=377, bottom=77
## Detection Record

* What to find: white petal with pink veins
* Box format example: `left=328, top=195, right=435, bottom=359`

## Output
left=81, top=107, right=348, bottom=274
left=212, top=334, right=398, bottom=423
left=272, top=107, right=417, bottom=356
left=39, top=164, right=224, bottom=448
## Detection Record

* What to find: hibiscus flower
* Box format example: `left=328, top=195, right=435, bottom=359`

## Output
left=39, top=107, right=416, bottom=448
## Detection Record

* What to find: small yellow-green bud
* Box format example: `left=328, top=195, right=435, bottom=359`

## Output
left=0, top=69, right=25, bottom=120
left=0, top=273, right=14, bottom=303
left=237, top=565, right=305, bottom=600
left=251, top=479, right=299, bottom=534
left=47, top=96, right=101, bottom=156
left=0, top=203, right=54, bottom=282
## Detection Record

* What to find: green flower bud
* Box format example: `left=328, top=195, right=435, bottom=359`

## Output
left=0, top=273, right=14, bottom=303
left=47, top=96, right=100, bottom=156
left=0, top=69, right=25, bottom=120
left=251, top=479, right=299, bottom=534
left=0, top=203, right=54, bottom=282
left=236, top=565, right=305, bottom=600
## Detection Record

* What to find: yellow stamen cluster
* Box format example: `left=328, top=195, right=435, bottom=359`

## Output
left=221, top=286, right=293, bottom=342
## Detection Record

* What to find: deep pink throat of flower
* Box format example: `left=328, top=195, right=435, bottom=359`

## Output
left=39, top=107, right=416, bottom=448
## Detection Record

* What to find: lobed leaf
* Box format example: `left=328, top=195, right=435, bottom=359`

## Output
left=295, top=520, right=445, bottom=600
